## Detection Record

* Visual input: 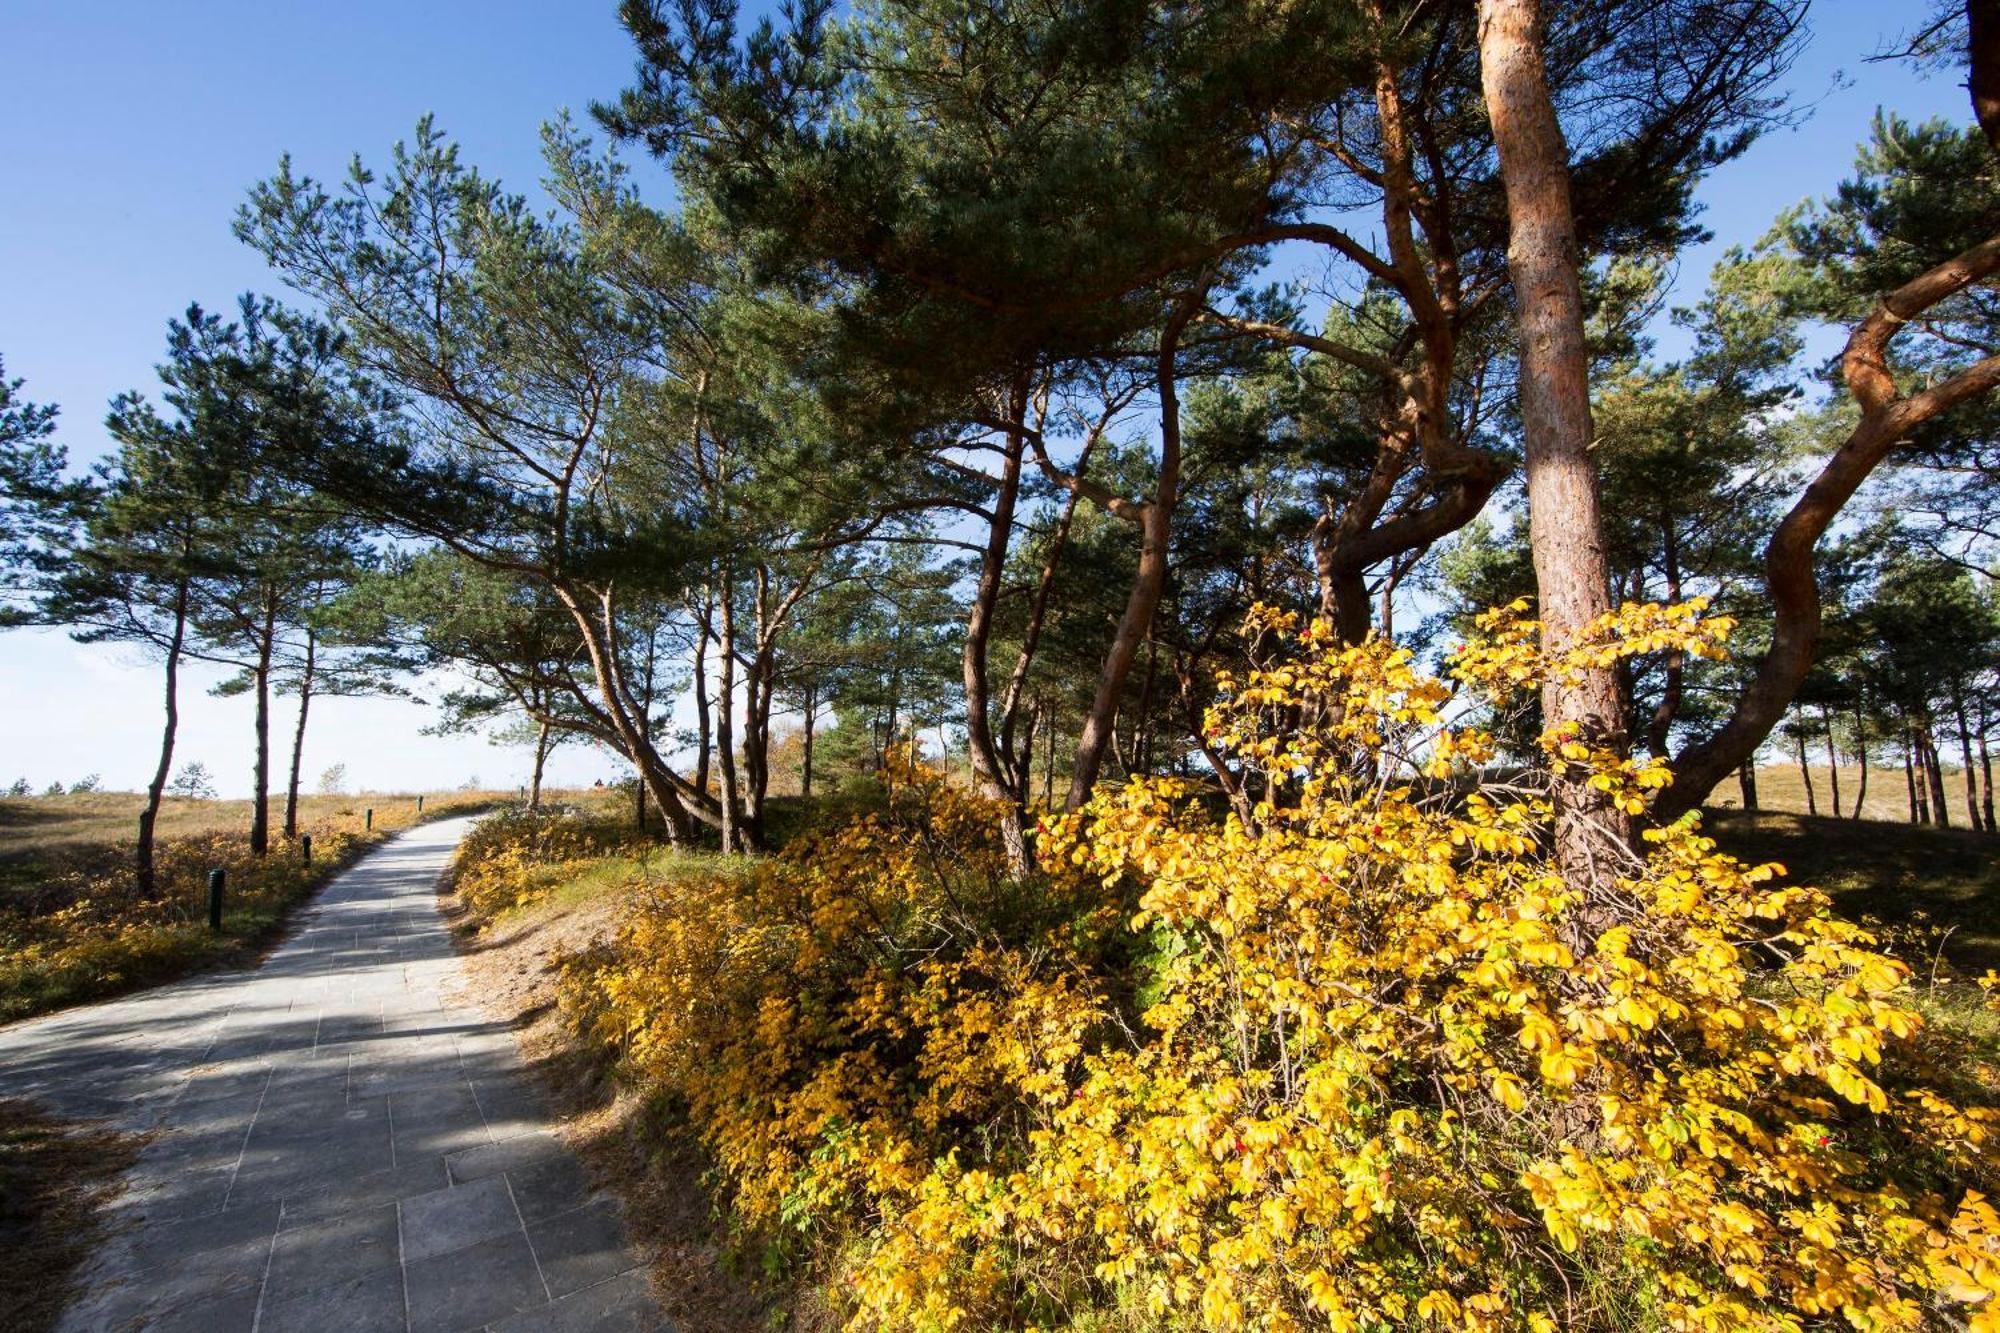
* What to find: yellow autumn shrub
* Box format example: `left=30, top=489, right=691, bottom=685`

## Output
left=563, top=601, right=2000, bottom=1332
left=450, top=807, right=659, bottom=921
left=557, top=752, right=1119, bottom=1245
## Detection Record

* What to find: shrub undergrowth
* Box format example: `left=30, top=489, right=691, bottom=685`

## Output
left=503, top=601, right=2000, bottom=1331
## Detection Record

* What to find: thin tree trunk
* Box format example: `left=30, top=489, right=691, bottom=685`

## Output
left=1822, top=706, right=1842, bottom=820
left=1954, top=688, right=1981, bottom=829
left=137, top=575, right=191, bottom=896
left=716, top=566, right=743, bottom=853
left=1737, top=760, right=1759, bottom=812
left=1981, top=711, right=1996, bottom=832
left=530, top=721, right=550, bottom=811
left=1851, top=705, right=1869, bottom=820
left=801, top=680, right=817, bottom=799
left=283, top=630, right=315, bottom=841
left=963, top=375, right=1032, bottom=868
left=636, top=619, right=657, bottom=834
left=1795, top=729, right=1818, bottom=816
left=249, top=596, right=276, bottom=855
left=1067, top=297, right=1201, bottom=809
left=1042, top=700, right=1056, bottom=809
left=1478, top=0, right=1632, bottom=892
left=1644, top=518, right=1684, bottom=757
left=693, top=590, right=714, bottom=797
left=552, top=584, right=701, bottom=843
left=1905, top=720, right=1924, bottom=824
left=1924, top=725, right=1951, bottom=828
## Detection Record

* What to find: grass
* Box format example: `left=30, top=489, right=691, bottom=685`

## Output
left=0, top=790, right=476, bottom=898
left=0, top=788, right=512, bottom=1023
left=1706, top=807, right=2000, bottom=973
left=0, top=1098, right=144, bottom=1333
left=1705, top=759, right=1983, bottom=825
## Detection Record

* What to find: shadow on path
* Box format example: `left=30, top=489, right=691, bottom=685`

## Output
left=0, top=815, right=668, bottom=1332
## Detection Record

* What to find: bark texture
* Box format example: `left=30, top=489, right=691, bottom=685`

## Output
left=1478, top=0, right=1633, bottom=887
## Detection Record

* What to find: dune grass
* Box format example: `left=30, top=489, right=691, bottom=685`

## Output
left=0, top=788, right=512, bottom=1023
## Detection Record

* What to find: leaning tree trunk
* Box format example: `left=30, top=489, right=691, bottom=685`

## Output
left=1658, top=231, right=2000, bottom=820
left=137, top=575, right=191, bottom=897
left=1795, top=729, right=1818, bottom=816
left=1068, top=298, right=1199, bottom=810
left=249, top=596, right=277, bottom=856
left=1478, top=0, right=1632, bottom=893
left=963, top=374, right=1032, bottom=868
left=283, top=630, right=316, bottom=841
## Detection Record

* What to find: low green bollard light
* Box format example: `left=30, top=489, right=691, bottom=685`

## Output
left=207, top=868, right=224, bottom=932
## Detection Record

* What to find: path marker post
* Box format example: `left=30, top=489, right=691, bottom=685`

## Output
left=416, top=794, right=424, bottom=813
left=300, top=833, right=312, bottom=864
left=365, top=807, right=373, bottom=830
left=207, top=868, right=224, bottom=932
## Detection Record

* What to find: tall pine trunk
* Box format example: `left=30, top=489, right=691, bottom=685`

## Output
left=138, top=576, right=191, bottom=896
left=283, top=630, right=315, bottom=841
left=1822, top=707, right=1842, bottom=819
left=963, top=374, right=1032, bottom=868
left=1795, top=729, right=1818, bottom=816
left=1478, top=0, right=1631, bottom=893
left=1737, top=760, right=1759, bottom=812
left=249, top=595, right=276, bottom=855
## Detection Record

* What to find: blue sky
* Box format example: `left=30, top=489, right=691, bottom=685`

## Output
left=0, top=0, right=1974, bottom=796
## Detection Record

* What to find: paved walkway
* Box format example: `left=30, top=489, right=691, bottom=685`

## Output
left=0, top=815, right=667, bottom=1332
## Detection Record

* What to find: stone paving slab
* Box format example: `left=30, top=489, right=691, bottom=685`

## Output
left=0, top=815, right=671, bottom=1332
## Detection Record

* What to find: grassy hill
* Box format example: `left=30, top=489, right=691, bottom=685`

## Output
left=1705, top=758, right=1984, bottom=825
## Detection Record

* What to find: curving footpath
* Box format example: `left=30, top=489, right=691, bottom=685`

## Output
left=0, top=815, right=667, bottom=1332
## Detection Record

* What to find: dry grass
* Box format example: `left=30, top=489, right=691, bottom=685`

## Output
left=1703, top=760, right=1982, bottom=825
left=0, top=788, right=515, bottom=1022
left=0, top=1098, right=144, bottom=1333
left=0, top=790, right=490, bottom=893
left=1706, top=808, right=2000, bottom=971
